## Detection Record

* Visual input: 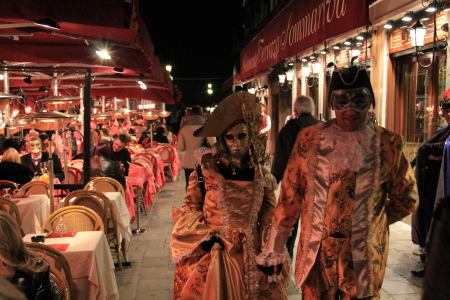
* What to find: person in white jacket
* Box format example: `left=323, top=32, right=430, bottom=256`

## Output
left=177, top=105, right=215, bottom=188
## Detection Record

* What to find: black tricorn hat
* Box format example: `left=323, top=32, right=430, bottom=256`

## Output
left=327, top=66, right=375, bottom=108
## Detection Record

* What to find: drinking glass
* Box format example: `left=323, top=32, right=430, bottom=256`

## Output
left=13, top=183, right=20, bottom=195
left=54, top=216, right=68, bottom=236
left=2, top=188, right=11, bottom=198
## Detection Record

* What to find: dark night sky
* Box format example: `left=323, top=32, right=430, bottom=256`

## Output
left=139, top=1, right=244, bottom=108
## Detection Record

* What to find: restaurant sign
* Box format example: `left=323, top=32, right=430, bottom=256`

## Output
left=239, top=0, right=369, bottom=80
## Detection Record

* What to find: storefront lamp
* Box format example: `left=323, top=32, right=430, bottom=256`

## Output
left=286, top=70, right=294, bottom=82
left=402, top=12, right=414, bottom=22
left=312, top=61, right=321, bottom=74
left=383, top=20, right=395, bottom=29
left=302, top=64, right=311, bottom=77
left=278, top=74, right=286, bottom=84
left=410, top=20, right=427, bottom=47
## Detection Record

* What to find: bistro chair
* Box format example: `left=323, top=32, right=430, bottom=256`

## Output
left=64, top=189, right=127, bottom=269
left=26, top=242, right=76, bottom=300
left=41, top=205, right=104, bottom=233
left=66, top=167, right=82, bottom=184
left=19, top=180, right=50, bottom=196
left=0, top=180, right=16, bottom=196
left=68, top=159, right=84, bottom=170
left=84, top=177, right=125, bottom=200
left=157, top=146, right=176, bottom=182
left=0, top=196, right=24, bottom=236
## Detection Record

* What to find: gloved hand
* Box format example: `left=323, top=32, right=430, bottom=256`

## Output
left=200, top=236, right=223, bottom=252
left=257, top=264, right=282, bottom=276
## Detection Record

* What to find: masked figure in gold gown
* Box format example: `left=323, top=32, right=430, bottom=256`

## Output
left=171, top=92, right=287, bottom=300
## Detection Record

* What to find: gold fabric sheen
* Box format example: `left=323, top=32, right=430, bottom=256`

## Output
left=260, top=120, right=418, bottom=299
left=171, top=157, right=287, bottom=300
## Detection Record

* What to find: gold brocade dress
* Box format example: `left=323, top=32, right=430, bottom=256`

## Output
left=171, top=152, right=287, bottom=300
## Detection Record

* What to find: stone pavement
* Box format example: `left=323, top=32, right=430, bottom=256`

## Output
left=115, top=169, right=425, bottom=299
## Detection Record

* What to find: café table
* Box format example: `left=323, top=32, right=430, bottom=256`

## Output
left=58, top=192, right=132, bottom=251
left=13, top=194, right=50, bottom=234
left=23, top=231, right=119, bottom=300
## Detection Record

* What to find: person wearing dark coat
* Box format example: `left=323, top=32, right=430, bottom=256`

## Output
left=153, top=126, right=169, bottom=143
left=271, top=95, right=320, bottom=259
left=422, top=196, right=450, bottom=299
left=410, top=101, right=450, bottom=275
left=91, top=141, right=126, bottom=189
left=110, top=133, right=132, bottom=176
left=0, top=148, right=34, bottom=184
left=20, top=136, right=65, bottom=182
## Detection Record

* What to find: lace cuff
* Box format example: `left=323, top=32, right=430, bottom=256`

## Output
left=256, top=226, right=291, bottom=266
left=256, top=249, right=288, bottom=266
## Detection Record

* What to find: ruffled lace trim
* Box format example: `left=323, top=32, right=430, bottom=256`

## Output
left=255, top=249, right=288, bottom=266
left=325, top=121, right=374, bottom=172
left=193, top=147, right=212, bottom=166
left=204, top=164, right=265, bottom=300
left=362, top=125, right=381, bottom=294
left=296, top=123, right=323, bottom=277
left=246, top=177, right=265, bottom=300
left=171, top=233, right=211, bottom=264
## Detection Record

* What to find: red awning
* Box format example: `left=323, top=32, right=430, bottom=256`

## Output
left=0, top=0, right=175, bottom=103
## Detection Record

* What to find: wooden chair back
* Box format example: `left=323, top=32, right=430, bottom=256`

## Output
left=68, top=159, right=84, bottom=170
left=42, top=205, right=104, bottom=233
left=84, top=177, right=125, bottom=200
left=50, top=266, right=71, bottom=300
left=26, top=242, right=76, bottom=300
left=67, top=167, right=82, bottom=184
left=19, top=180, right=50, bottom=196
left=0, top=180, right=16, bottom=196
left=0, top=196, right=24, bottom=236
left=63, top=190, right=112, bottom=233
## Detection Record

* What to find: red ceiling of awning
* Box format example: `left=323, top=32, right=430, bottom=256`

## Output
left=0, top=0, right=175, bottom=104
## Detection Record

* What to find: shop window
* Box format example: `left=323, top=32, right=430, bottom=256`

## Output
left=392, top=50, right=446, bottom=160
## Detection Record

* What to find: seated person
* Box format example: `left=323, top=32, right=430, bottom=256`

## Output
left=0, top=147, right=34, bottom=184
left=0, top=212, right=59, bottom=299
left=91, top=141, right=126, bottom=189
left=20, top=136, right=65, bottom=182
left=110, top=133, right=132, bottom=176
left=153, top=126, right=169, bottom=143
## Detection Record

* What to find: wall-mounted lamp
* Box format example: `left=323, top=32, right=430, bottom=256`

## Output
left=248, top=87, right=256, bottom=94
left=301, top=57, right=309, bottom=62
left=286, top=70, right=295, bottom=82
left=409, top=1, right=448, bottom=68
left=384, top=20, right=395, bottom=29
left=402, top=11, right=415, bottom=22
left=333, top=43, right=341, bottom=50
left=165, top=65, right=172, bottom=72
left=344, top=38, right=353, bottom=45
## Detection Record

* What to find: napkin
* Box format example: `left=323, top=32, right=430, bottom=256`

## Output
left=47, top=244, right=70, bottom=251
left=46, top=231, right=77, bottom=238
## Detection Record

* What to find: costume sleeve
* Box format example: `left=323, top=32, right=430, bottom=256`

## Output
left=385, top=135, right=419, bottom=224
left=171, top=167, right=211, bottom=263
left=257, top=134, right=307, bottom=266
left=259, top=187, right=276, bottom=248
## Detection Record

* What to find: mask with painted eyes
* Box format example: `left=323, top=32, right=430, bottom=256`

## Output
left=331, top=87, right=372, bottom=112
left=223, top=123, right=251, bottom=160
left=28, top=139, right=42, bottom=153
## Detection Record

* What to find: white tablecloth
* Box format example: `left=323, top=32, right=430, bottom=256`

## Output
left=23, top=231, right=119, bottom=300
left=104, top=192, right=132, bottom=250
left=58, top=192, right=132, bottom=251
left=15, top=194, right=50, bottom=234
